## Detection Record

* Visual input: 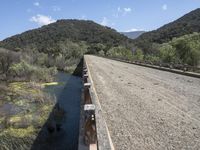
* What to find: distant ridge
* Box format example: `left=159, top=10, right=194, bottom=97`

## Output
left=121, top=31, right=145, bottom=39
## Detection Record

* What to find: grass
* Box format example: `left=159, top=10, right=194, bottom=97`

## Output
left=2, top=126, right=36, bottom=138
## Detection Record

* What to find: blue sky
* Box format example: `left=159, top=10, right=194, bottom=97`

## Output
left=0, top=0, right=200, bottom=40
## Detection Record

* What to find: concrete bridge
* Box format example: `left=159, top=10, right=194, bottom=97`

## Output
left=79, top=55, right=200, bottom=150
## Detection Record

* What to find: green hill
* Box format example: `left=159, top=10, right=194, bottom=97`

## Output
left=0, top=19, right=134, bottom=74
left=134, top=8, right=200, bottom=53
left=0, top=19, right=132, bottom=54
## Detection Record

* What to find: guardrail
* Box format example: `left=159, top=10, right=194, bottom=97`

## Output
left=78, top=56, right=115, bottom=150
left=101, top=56, right=200, bottom=79
left=78, top=63, right=98, bottom=150
left=134, top=60, right=200, bottom=73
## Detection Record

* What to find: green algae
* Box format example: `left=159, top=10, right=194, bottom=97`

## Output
left=36, top=104, right=54, bottom=125
left=9, top=82, right=42, bottom=95
left=14, top=99, right=26, bottom=107
left=2, top=126, right=36, bottom=138
left=42, top=82, right=59, bottom=86
left=5, top=96, right=11, bottom=102
left=42, top=82, right=65, bottom=87
left=0, top=117, right=5, bottom=125
left=0, top=81, right=55, bottom=149
left=8, top=116, right=22, bottom=124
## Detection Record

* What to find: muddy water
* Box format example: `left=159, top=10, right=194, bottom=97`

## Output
left=42, top=72, right=82, bottom=150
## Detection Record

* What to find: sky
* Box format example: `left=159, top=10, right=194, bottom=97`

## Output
left=0, top=0, right=200, bottom=40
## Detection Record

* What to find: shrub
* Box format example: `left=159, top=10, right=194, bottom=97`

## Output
left=133, top=49, right=144, bottom=61
left=0, top=48, right=20, bottom=75
left=8, top=60, right=57, bottom=82
left=107, top=46, right=133, bottom=60
left=158, top=43, right=176, bottom=63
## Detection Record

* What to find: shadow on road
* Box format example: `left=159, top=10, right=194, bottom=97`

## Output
left=31, top=59, right=83, bottom=150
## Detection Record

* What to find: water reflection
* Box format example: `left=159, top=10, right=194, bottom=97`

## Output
left=31, top=72, right=82, bottom=150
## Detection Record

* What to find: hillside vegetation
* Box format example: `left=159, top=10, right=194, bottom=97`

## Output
left=145, top=33, right=200, bottom=67
left=0, top=10, right=200, bottom=73
left=1, top=20, right=131, bottom=51
left=134, top=8, right=200, bottom=54
left=0, top=20, right=134, bottom=73
left=0, top=48, right=57, bottom=82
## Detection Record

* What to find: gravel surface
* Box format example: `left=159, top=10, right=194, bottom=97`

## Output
left=85, top=55, right=200, bottom=150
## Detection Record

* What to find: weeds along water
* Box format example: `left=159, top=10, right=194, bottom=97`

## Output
left=0, top=72, right=82, bottom=150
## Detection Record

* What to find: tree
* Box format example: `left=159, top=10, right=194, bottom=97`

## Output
left=171, top=32, right=200, bottom=66
left=134, top=49, right=144, bottom=61
left=159, top=43, right=176, bottom=63
left=0, top=48, right=20, bottom=74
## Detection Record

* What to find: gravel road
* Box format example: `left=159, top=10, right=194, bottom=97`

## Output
left=85, top=55, right=200, bottom=150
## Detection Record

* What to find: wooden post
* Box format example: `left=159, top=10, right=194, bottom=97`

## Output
left=83, top=68, right=87, bottom=74
left=84, top=83, right=92, bottom=104
left=84, top=104, right=97, bottom=145
left=83, top=74, right=89, bottom=83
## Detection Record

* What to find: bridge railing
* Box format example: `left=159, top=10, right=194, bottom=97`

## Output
left=78, top=56, right=114, bottom=150
left=99, top=55, right=200, bottom=78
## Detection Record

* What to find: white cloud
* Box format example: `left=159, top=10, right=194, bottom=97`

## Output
left=162, top=4, right=167, bottom=11
left=30, top=14, right=56, bottom=26
left=111, top=22, right=115, bottom=26
left=80, top=15, right=87, bottom=20
left=115, top=7, right=132, bottom=17
left=117, top=7, right=121, bottom=12
left=124, top=8, right=132, bottom=13
left=34, top=2, right=40, bottom=6
left=52, top=6, right=61, bottom=12
left=126, top=28, right=144, bottom=32
left=101, top=17, right=109, bottom=26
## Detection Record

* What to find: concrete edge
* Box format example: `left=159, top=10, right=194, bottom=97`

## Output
left=97, top=56, right=200, bottom=79
left=84, top=55, right=115, bottom=150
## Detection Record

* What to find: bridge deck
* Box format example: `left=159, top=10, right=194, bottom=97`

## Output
left=85, top=55, right=200, bottom=150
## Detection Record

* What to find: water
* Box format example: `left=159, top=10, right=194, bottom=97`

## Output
left=32, top=72, right=82, bottom=150
left=0, top=103, right=22, bottom=117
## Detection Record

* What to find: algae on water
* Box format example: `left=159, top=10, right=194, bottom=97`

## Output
left=0, top=81, right=55, bottom=150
